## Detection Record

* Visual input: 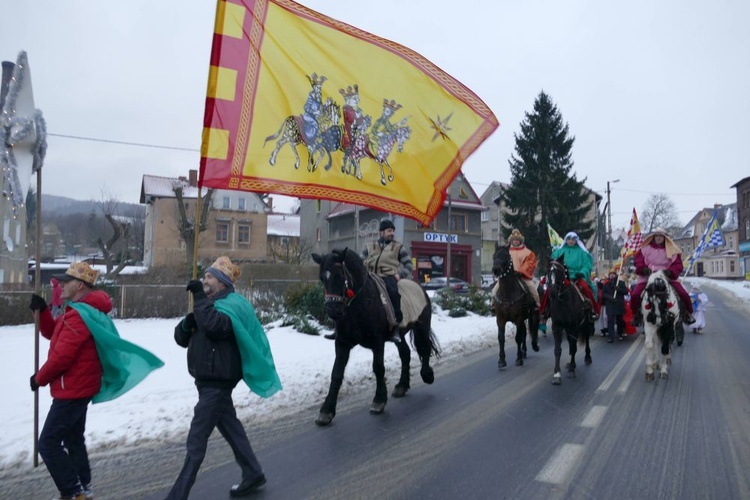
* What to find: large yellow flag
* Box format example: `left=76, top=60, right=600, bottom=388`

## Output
left=199, top=0, right=498, bottom=224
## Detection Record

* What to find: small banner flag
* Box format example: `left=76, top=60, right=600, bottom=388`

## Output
left=199, top=0, right=498, bottom=225
left=547, top=221, right=563, bottom=251
left=618, top=207, right=643, bottom=266
left=685, top=210, right=723, bottom=276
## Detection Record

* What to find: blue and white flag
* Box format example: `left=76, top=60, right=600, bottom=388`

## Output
left=685, top=210, right=723, bottom=276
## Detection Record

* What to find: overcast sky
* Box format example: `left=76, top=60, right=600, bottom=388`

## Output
left=4, top=0, right=748, bottom=229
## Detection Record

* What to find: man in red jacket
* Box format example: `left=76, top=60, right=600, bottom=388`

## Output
left=30, top=262, right=109, bottom=500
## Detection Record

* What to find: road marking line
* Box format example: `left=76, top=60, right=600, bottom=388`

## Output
left=596, top=337, right=641, bottom=392
left=581, top=405, right=608, bottom=428
left=536, top=443, right=584, bottom=485
left=618, top=348, right=645, bottom=394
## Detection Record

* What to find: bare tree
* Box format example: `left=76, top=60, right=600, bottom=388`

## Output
left=641, top=193, right=680, bottom=233
left=269, top=237, right=315, bottom=265
left=96, top=191, right=131, bottom=277
left=173, top=183, right=214, bottom=269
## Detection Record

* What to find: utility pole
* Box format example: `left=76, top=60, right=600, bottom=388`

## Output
left=446, top=191, right=452, bottom=280
left=606, top=179, right=619, bottom=262
left=354, top=205, right=359, bottom=253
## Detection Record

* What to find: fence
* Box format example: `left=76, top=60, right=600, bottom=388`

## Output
left=0, top=279, right=317, bottom=327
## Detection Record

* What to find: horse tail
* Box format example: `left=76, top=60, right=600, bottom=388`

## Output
left=412, top=303, right=441, bottom=360
left=264, top=120, right=287, bottom=145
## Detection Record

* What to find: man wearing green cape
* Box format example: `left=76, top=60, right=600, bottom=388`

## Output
left=29, top=262, right=163, bottom=500
left=167, top=257, right=281, bottom=500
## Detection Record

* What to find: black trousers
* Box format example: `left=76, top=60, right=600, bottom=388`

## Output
left=39, top=397, right=91, bottom=497
left=166, top=386, right=264, bottom=500
left=607, top=312, right=625, bottom=340
left=382, top=275, right=403, bottom=323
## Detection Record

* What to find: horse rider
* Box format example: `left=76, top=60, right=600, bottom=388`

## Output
left=540, top=231, right=600, bottom=321
left=629, top=227, right=695, bottom=326
left=361, top=219, right=414, bottom=343
left=491, top=229, right=540, bottom=313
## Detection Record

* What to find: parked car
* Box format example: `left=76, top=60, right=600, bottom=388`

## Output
left=421, top=277, right=471, bottom=293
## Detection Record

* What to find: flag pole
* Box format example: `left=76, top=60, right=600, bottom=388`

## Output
left=33, top=169, right=42, bottom=467
left=191, top=188, right=202, bottom=281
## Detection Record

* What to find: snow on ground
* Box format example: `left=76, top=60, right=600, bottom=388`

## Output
left=1, top=295, right=500, bottom=469
left=3, top=279, right=748, bottom=469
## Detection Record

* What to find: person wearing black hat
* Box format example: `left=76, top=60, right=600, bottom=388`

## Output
left=361, top=218, right=414, bottom=343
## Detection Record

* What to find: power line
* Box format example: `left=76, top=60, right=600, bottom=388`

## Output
left=48, top=133, right=200, bottom=152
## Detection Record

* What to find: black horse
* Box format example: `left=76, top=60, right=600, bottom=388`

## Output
left=491, top=245, right=539, bottom=368
left=545, top=255, right=593, bottom=385
left=311, top=248, right=440, bottom=426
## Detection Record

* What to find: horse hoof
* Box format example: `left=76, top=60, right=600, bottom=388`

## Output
left=370, top=402, right=386, bottom=414
left=585, top=356, right=592, bottom=366
left=420, top=366, right=435, bottom=384
left=645, top=373, right=655, bottom=382
left=532, top=342, right=539, bottom=352
left=677, top=340, right=683, bottom=346
left=498, top=359, right=507, bottom=369
left=392, top=385, right=409, bottom=398
left=552, top=374, right=562, bottom=385
left=315, top=412, right=334, bottom=426
left=660, top=372, right=669, bottom=380
left=515, top=358, right=523, bottom=366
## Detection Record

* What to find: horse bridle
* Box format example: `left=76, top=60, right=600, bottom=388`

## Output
left=494, top=255, right=514, bottom=279
left=323, top=262, right=361, bottom=306
left=547, top=260, right=571, bottom=299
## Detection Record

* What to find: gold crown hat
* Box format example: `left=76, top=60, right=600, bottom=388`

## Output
left=207, top=256, right=241, bottom=287
left=307, top=72, right=327, bottom=87
left=508, top=229, right=524, bottom=243
left=383, top=98, right=402, bottom=111
left=339, top=84, right=359, bottom=98
left=53, top=262, right=99, bottom=287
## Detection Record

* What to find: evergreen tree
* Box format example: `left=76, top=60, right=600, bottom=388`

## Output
left=500, top=91, right=595, bottom=275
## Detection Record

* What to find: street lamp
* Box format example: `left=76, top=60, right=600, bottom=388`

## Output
left=606, top=180, right=620, bottom=262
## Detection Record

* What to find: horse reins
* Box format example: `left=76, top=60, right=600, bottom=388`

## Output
left=324, top=261, right=364, bottom=306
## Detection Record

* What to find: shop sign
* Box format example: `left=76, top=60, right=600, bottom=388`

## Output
left=423, top=232, right=458, bottom=243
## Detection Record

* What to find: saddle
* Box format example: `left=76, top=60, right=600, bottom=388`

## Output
left=369, top=273, right=399, bottom=330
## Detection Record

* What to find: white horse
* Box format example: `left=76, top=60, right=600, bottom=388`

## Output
left=641, top=270, right=680, bottom=381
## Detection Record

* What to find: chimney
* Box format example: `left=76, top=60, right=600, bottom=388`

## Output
left=713, top=203, right=722, bottom=209
left=0, top=61, right=15, bottom=110
left=189, top=169, right=198, bottom=187
left=267, top=196, right=273, bottom=212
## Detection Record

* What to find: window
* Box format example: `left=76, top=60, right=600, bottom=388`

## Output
left=238, top=224, right=250, bottom=244
left=216, top=223, right=229, bottom=242
left=316, top=200, right=322, bottom=213
left=316, top=228, right=321, bottom=242
left=450, top=214, right=467, bottom=232
left=222, top=196, right=231, bottom=210
left=238, top=198, right=246, bottom=211
left=746, top=219, right=750, bottom=239
left=481, top=211, right=489, bottom=222
left=731, top=260, right=735, bottom=272
left=280, top=237, right=289, bottom=246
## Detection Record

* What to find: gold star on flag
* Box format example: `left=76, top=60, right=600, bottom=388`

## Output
left=429, top=112, right=453, bottom=141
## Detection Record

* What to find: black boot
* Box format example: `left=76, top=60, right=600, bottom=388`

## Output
left=388, top=325, right=401, bottom=343
left=324, top=332, right=337, bottom=340
left=682, top=311, right=696, bottom=325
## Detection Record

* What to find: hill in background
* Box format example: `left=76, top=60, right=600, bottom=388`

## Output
left=41, top=194, right=145, bottom=217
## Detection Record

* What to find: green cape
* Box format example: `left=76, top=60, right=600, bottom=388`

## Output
left=214, top=292, right=282, bottom=398
left=69, top=302, right=165, bottom=404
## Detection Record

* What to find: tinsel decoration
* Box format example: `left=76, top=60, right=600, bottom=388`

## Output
left=1, top=50, right=47, bottom=218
